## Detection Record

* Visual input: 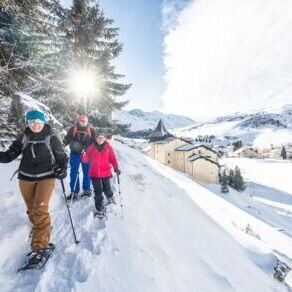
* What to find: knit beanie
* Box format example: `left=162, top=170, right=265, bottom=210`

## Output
left=25, top=109, right=47, bottom=125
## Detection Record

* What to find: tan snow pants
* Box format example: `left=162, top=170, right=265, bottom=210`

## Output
left=19, top=178, right=55, bottom=251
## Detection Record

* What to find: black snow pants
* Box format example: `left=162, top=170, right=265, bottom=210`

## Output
left=91, top=177, right=113, bottom=211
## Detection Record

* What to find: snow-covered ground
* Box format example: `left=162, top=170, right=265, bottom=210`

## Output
left=0, top=142, right=290, bottom=291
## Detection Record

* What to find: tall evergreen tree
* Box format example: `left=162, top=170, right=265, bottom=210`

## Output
left=220, top=170, right=229, bottom=193
left=228, top=169, right=235, bottom=188
left=54, top=0, right=131, bottom=125
left=233, top=166, right=246, bottom=192
left=281, top=145, right=287, bottom=160
left=0, top=0, right=131, bottom=137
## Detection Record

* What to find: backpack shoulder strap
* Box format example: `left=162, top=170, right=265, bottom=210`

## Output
left=73, top=125, right=78, bottom=137
left=22, top=134, right=29, bottom=151
left=87, top=126, right=92, bottom=138
left=45, top=133, right=56, bottom=166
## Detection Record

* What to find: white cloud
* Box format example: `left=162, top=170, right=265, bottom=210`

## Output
left=161, top=0, right=292, bottom=120
left=161, top=0, right=190, bottom=33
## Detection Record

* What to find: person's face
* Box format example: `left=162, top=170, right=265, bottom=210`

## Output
left=28, top=119, right=45, bottom=133
left=78, top=119, right=88, bottom=127
left=96, top=135, right=106, bottom=145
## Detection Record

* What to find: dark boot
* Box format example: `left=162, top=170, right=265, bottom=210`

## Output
left=80, top=190, right=92, bottom=198
left=66, top=192, right=78, bottom=201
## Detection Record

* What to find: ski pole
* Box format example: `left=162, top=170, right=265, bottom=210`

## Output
left=116, top=173, right=124, bottom=218
left=60, top=178, right=80, bottom=244
left=71, top=170, right=80, bottom=203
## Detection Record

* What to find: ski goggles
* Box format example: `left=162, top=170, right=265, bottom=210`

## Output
left=27, top=119, right=45, bottom=125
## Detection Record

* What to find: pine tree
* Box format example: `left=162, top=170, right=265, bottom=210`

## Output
left=54, top=0, right=131, bottom=125
left=220, top=170, right=229, bottom=193
left=233, top=166, right=246, bottom=192
left=0, top=1, right=64, bottom=134
left=1, top=1, right=130, bottom=137
left=281, top=146, right=287, bottom=160
left=228, top=169, right=235, bottom=188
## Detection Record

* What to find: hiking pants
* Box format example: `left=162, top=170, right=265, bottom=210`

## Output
left=19, top=178, right=55, bottom=251
left=70, top=152, right=91, bottom=193
left=91, top=177, right=113, bottom=211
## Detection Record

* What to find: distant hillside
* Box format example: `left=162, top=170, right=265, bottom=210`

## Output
left=172, top=104, right=292, bottom=148
left=113, top=109, right=195, bottom=131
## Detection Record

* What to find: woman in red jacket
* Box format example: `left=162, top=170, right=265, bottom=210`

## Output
left=82, top=132, right=121, bottom=217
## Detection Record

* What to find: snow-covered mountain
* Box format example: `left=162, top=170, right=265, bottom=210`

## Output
left=0, top=140, right=291, bottom=291
left=113, top=109, right=195, bottom=131
left=172, top=104, right=292, bottom=148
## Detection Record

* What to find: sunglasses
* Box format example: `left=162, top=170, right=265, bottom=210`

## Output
left=28, top=119, right=45, bottom=125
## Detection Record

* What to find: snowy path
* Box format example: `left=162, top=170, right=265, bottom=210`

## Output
left=0, top=143, right=286, bottom=291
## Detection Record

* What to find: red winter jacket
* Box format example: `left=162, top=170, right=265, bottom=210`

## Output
left=82, top=141, right=119, bottom=178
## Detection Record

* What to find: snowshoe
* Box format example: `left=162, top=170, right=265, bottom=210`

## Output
left=93, top=209, right=106, bottom=219
left=66, top=192, right=79, bottom=202
left=106, top=197, right=116, bottom=206
left=80, top=190, right=92, bottom=198
left=105, top=197, right=120, bottom=216
left=18, top=243, right=55, bottom=272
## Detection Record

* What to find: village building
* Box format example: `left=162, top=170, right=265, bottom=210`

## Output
left=232, top=146, right=257, bottom=158
left=256, top=147, right=272, bottom=158
left=187, top=154, right=220, bottom=183
left=147, top=120, right=188, bottom=166
left=174, top=144, right=220, bottom=182
left=147, top=120, right=220, bottom=183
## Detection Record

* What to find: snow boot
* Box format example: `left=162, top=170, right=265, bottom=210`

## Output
left=66, top=192, right=78, bottom=201
left=106, top=197, right=116, bottom=206
left=93, top=209, right=105, bottom=218
left=80, top=190, right=92, bottom=198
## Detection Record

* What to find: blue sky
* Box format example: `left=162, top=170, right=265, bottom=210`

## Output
left=62, top=0, right=166, bottom=112
left=61, top=0, right=292, bottom=120
left=101, top=0, right=165, bottom=111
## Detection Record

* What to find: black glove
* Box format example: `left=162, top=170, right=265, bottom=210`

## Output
left=54, top=167, right=67, bottom=179
left=114, top=168, right=121, bottom=175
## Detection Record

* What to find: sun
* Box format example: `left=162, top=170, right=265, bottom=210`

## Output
left=68, top=68, right=99, bottom=98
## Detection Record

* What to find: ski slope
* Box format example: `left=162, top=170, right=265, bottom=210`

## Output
left=0, top=141, right=287, bottom=291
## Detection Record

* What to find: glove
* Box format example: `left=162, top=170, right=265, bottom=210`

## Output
left=114, top=168, right=121, bottom=175
left=54, top=167, right=67, bottom=179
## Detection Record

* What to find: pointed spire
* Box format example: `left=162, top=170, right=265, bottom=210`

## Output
left=148, top=119, right=172, bottom=142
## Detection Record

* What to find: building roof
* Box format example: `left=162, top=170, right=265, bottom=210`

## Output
left=192, top=144, right=219, bottom=155
left=188, top=154, right=220, bottom=167
left=175, top=144, right=198, bottom=151
left=148, top=119, right=172, bottom=142
left=152, top=137, right=173, bottom=144
left=175, top=143, right=219, bottom=155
